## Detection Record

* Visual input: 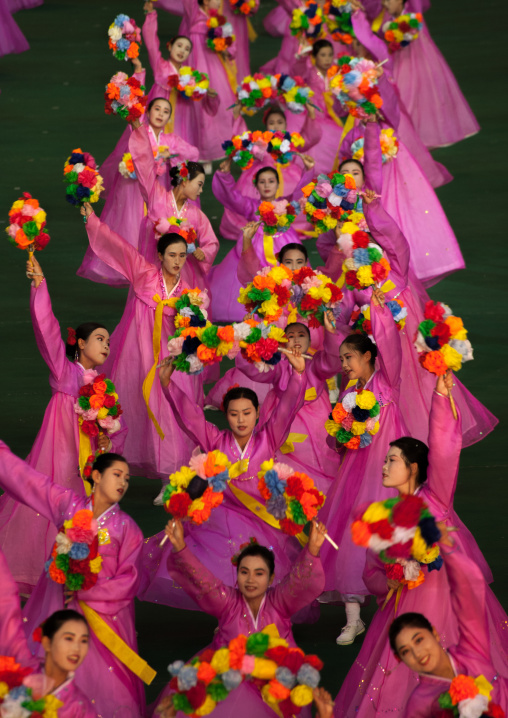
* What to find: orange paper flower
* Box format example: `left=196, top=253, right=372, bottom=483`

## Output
left=228, top=635, right=247, bottom=669
left=197, top=661, right=217, bottom=685
left=351, top=520, right=371, bottom=547
left=449, top=675, right=478, bottom=704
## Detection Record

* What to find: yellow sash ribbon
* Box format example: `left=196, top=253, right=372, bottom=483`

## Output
left=275, top=165, right=285, bottom=199
left=78, top=426, right=93, bottom=497
left=305, top=387, right=317, bottom=402
left=142, top=293, right=175, bottom=439
left=247, top=17, right=258, bottom=42
left=371, top=9, right=385, bottom=33
left=218, top=54, right=238, bottom=96
left=229, top=458, right=250, bottom=478
left=345, top=378, right=357, bottom=390
left=79, top=602, right=156, bottom=685
left=280, top=432, right=308, bottom=454
left=164, top=87, right=177, bottom=135
left=263, top=234, right=278, bottom=266
left=323, top=91, right=344, bottom=128
left=228, top=482, right=308, bottom=547
left=332, top=113, right=356, bottom=172
left=380, top=279, right=396, bottom=293
left=381, top=584, right=404, bottom=615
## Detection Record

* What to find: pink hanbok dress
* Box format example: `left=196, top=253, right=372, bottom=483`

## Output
left=263, top=3, right=289, bottom=37
left=0, top=441, right=146, bottom=718
left=0, top=0, right=29, bottom=56
left=153, top=544, right=325, bottom=717
left=333, top=393, right=506, bottom=717
left=209, top=167, right=314, bottom=322
left=0, top=281, right=126, bottom=595
left=139, top=367, right=308, bottom=608
left=85, top=213, right=202, bottom=480
left=223, top=0, right=259, bottom=81
left=319, top=302, right=407, bottom=598
left=404, top=547, right=508, bottom=717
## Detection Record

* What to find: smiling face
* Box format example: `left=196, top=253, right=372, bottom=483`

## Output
left=237, top=555, right=273, bottom=602
left=285, top=324, right=311, bottom=354
left=148, top=99, right=171, bottom=131
left=280, top=248, right=306, bottom=271
left=339, top=342, right=373, bottom=383
left=265, top=111, right=286, bottom=133
left=395, top=625, right=445, bottom=675
left=169, top=36, right=192, bottom=66
left=382, top=446, right=414, bottom=491
left=92, top=460, right=130, bottom=505
left=182, top=173, right=205, bottom=202
left=314, top=44, right=335, bottom=72
left=43, top=620, right=89, bottom=675
left=158, top=241, right=188, bottom=276
left=256, top=170, right=279, bottom=200
left=340, top=161, right=365, bottom=190
left=78, top=329, right=110, bottom=367
left=226, top=398, right=259, bottom=440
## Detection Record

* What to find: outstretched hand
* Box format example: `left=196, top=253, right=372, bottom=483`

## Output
left=308, top=520, right=328, bottom=556
left=80, top=202, right=93, bottom=220
left=193, top=247, right=206, bottom=262
left=436, top=370, right=453, bottom=397
left=313, top=687, right=334, bottom=718
left=143, top=1, right=154, bottom=13
left=285, top=346, right=306, bottom=374
left=323, top=310, right=336, bottom=334
left=242, top=220, right=262, bottom=250
left=219, top=157, right=233, bottom=173
left=301, top=153, right=315, bottom=171
left=26, top=255, right=44, bottom=287
left=164, top=518, right=186, bottom=552
left=371, top=286, right=386, bottom=308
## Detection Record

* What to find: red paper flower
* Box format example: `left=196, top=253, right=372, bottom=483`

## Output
left=345, top=270, right=360, bottom=289
left=279, top=518, right=300, bottom=536
left=431, top=322, right=451, bottom=347
left=424, top=300, right=445, bottom=323
left=266, top=646, right=289, bottom=663
left=186, top=683, right=207, bottom=710
left=281, top=648, right=306, bottom=673
left=168, top=492, right=192, bottom=518
left=385, top=563, right=404, bottom=581
left=392, top=495, right=425, bottom=528
left=369, top=519, right=394, bottom=539
left=81, top=420, right=99, bottom=437
left=352, top=231, right=369, bottom=249
left=385, top=540, right=413, bottom=560
left=292, top=266, right=314, bottom=285
left=304, top=654, right=324, bottom=671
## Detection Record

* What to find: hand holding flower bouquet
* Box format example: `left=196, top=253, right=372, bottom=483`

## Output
left=349, top=128, right=399, bottom=164
left=74, top=370, right=122, bottom=440
left=231, top=319, right=289, bottom=372
left=325, top=389, right=380, bottom=450
left=290, top=266, right=343, bottom=329
left=236, top=73, right=279, bottom=114
left=6, top=193, right=50, bottom=260
left=351, top=299, right=406, bottom=339
left=324, top=0, right=355, bottom=44
left=46, top=509, right=102, bottom=591
left=438, top=674, right=504, bottom=718
left=276, top=74, right=315, bottom=114
left=300, top=171, right=361, bottom=233
left=382, top=13, right=423, bottom=53
left=222, top=130, right=273, bottom=170
left=104, top=71, right=147, bottom=122
left=165, top=289, right=220, bottom=374
left=64, top=149, right=104, bottom=207
left=337, top=222, right=391, bottom=291
left=328, top=56, right=383, bottom=120
left=257, top=198, right=301, bottom=235
left=108, top=13, right=141, bottom=61
left=267, top=130, right=305, bottom=164
left=168, top=66, right=210, bottom=101
left=238, top=264, right=294, bottom=322
left=0, top=659, right=63, bottom=716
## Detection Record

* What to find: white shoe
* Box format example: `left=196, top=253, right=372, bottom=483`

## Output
left=153, top=487, right=166, bottom=506
left=336, top=620, right=366, bottom=646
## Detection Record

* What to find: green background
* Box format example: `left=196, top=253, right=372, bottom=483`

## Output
left=0, top=0, right=506, bottom=705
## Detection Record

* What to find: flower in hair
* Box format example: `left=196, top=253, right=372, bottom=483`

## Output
left=32, top=626, right=43, bottom=643
left=67, top=327, right=77, bottom=346
left=231, top=537, right=259, bottom=566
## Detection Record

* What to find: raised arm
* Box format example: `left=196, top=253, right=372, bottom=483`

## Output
left=166, top=133, right=200, bottom=163
left=363, top=121, right=383, bottom=195
left=237, top=244, right=262, bottom=286
left=364, top=198, right=410, bottom=283
left=370, top=296, right=402, bottom=391
left=212, top=169, right=258, bottom=220
left=300, top=109, right=323, bottom=152
left=425, top=390, right=462, bottom=514
left=271, top=546, right=325, bottom=617
left=162, top=379, right=222, bottom=451
left=236, top=350, right=285, bottom=387
left=308, top=328, right=343, bottom=382
left=30, top=280, right=68, bottom=382
left=129, top=123, right=169, bottom=211
left=142, top=11, right=165, bottom=82
left=289, top=168, right=316, bottom=203
left=262, top=368, right=307, bottom=453
left=0, top=548, right=32, bottom=664
left=352, top=9, right=392, bottom=70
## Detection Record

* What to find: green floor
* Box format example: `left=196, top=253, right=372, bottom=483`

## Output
left=0, top=0, right=506, bottom=706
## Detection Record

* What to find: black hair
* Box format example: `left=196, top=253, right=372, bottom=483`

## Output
left=169, top=161, right=206, bottom=188
left=278, top=243, right=308, bottom=264
left=86, top=452, right=129, bottom=489
left=166, top=34, right=193, bottom=52
left=263, top=105, right=286, bottom=126
left=389, top=437, right=429, bottom=486
left=285, top=322, right=311, bottom=340
left=339, top=158, right=365, bottom=181
left=341, top=333, right=378, bottom=367
left=388, top=613, right=433, bottom=653
left=312, top=39, right=333, bottom=57
left=147, top=97, right=172, bottom=117
left=237, top=544, right=275, bottom=577
left=157, top=232, right=188, bottom=256
left=65, top=322, right=108, bottom=360
left=254, top=166, right=279, bottom=186
left=41, top=609, right=89, bottom=641
left=223, top=387, right=259, bottom=413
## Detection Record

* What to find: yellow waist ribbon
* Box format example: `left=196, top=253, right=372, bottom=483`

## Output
left=142, top=293, right=174, bottom=440
left=275, top=165, right=285, bottom=199
left=380, top=279, right=396, bottom=293
left=371, top=9, right=385, bottom=33
left=263, top=234, right=278, bottom=266
left=79, top=602, right=156, bottom=685
left=164, top=87, right=177, bottom=134
left=323, top=91, right=344, bottom=128
left=77, top=426, right=92, bottom=497
left=228, top=482, right=308, bottom=547
left=218, top=54, right=238, bottom=96
left=280, top=432, right=308, bottom=455
left=229, top=458, right=250, bottom=478
left=332, top=113, right=356, bottom=172
left=247, top=18, right=258, bottom=42
left=381, top=584, right=404, bottom=615
left=345, top=378, right=357, bottom=390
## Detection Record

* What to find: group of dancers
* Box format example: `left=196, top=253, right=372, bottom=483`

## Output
left=1, top=0, right=506, bottom=717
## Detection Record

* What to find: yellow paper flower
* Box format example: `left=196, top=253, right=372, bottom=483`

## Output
left=474, top=675, right=493, bottom=698
left=440, top=344, right=463, bottom=371
left=252, top=657, right=278, bottom=680
left=43, top=694, right=64, bottom=717
left=0, top=682, right=9, bottom=698
left=267, top=326, right=287, bottom=343
left=10, top=200, right=24, bottom=211
left=97, top=407, right=109, bottom=420
left=208, top=17, right=219, bottom=27
left=261, top=684, right=279, bottom=705
left=169, top=465, right=196, bottom=488
left=325, top=419, right=339, bottom=436
left=277, top=215, right=288, bottom=227
left=351, top=421, right=366, bottom=435
left=356, top=390, right=376, bottom=410
left=269, top=266, right=291, bottom=284
left=362, top=501, right=390, bottom=522
left=195, top=695, right=216, bottom=716
left=369, top=421, right=380, bottom=435
left=89, top=555, right=103, bottom=574
left=238, top=287, right=250, bottom=304
left=322, top=214, right=337, bottom=229
left=357, top=265, right=374, bottom=287
left=63, top=519, right=73, bottom=530
left=341, top=221, right=360, bottom=235
left=210, top=647, right=230, bottom=674
left=34, top=209, right=47, bottom=227
left=290, top=684, right=314, bottom=706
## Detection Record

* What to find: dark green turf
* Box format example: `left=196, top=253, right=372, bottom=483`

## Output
left=0, top=0, right=506, bottom=705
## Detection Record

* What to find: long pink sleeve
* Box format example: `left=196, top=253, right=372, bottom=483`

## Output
left=352, top=10, right=392, bottom=71
left=364, top=198, right=410, bottom=282
left=129, top=123, right=168, bottom=213
left=165, top=132, right=200, bottom=163
left=271, top=547, right=325, bottom=616
left=300, top=110, right=323, bottom=152
left=308, top=329, right=342, bottom=382
left=163, top=381, right=223, bottom=451
left=363, top=121, right=383, bottom=195
left=262, top=369, right=308, bottom=453
left=212, top=170, right=259, bottom=221
left=30, top=281, right=67, bottom=382
left=203, top=91, right=220, bottom=118
left=237, top=244, right=262, bottom=286
left=0, top=548, right=32, bottom=665
left=142, top=11, right=165, bottom=82
left=236, top=352, right=285, bottom=387
left=425, top=392, right=462, bottom=514
left=193, top=210, right=219, bottom=274
left=370, top=300, right=402, bottom=390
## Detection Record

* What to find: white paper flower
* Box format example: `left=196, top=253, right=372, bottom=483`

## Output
left=108, top=26, right=122, bottom=41
left=55, top=533, right=72, bottom=555
left=449, top=339, right=474, bottom=363
left=342, top=392, right=357, bottom=412
left=457, top=693, right=488, bottom=718
left=401, top=559, right=421, bottom=581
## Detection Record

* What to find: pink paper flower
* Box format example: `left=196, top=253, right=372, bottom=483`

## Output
left=315, top=181, right=332, bottom=197
left=67, top=527, right=95, bottom=544
left=82, top=369, right=98, bottom=385
left=81, top=408, right=99, bottom=421
left=167, top=336, right=185, bottom=357
left=189, top=452, right=208, bottom=479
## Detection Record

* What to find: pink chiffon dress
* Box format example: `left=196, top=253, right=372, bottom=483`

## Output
left=7, top=0, right=42, bottom=11
left=263, top=3, right=289, bottom=37
left=223, top=0, right=259, bottom=81
left=0, top=0, right=29, bottom=56
left=0, top=441, right=146, bottom=718
left=0, top=280, right=126, bottom=596
left=85, top=212, right=203, bottom=481
left=319, top=302, right=407, bottom=599
left=138, top=367, right=308, bottom=608
left=333, top=393, right=507, bottom=717
left=153, top=544, right=324, bottom=717
left=404, top=547, right=508, bottom=717
left=209, top=167, right=314, bottom=322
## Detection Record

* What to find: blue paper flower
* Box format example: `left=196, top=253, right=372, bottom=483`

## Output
left=69, top=542, right=90, bottom=560
left=352, top=248, right=370, bottom=268
left=297, top=663, right=320, bottom=688
left=177, top=665, right=198, bottom=691
left=168, top=660, right=184, bottom=676
left=359, top=433, right=372, bottom=448
left=275, top=666, right=297, bottom=689
left=116, top=38, right=130, bottom=52
left=208, top=469, right=228, bottom=493
left=427, top=554, right=444, bottom=572
left=264, top=469, right=285, bottom=497
left=114, top=13, right=130, bottom=26
left=221, top=669, right=243, bottom=691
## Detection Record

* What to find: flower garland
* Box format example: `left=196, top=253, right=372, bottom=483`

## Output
left=166, top=625, right=323, bottom=717
left=300, top=171, right=361, bottom=233
left=233, top=319, right=288, bottom=372
left=6, top=193, right=50, bottom=254
left=236, top=73, right=279, bottom=114
left=325, top=389, right=380, bottom=449
left=0, top=657, right=63, bottom=717
left=258, top=459, right=326, bottom=536
left=276, top=74, right=315, bottom=114
left=338, top=226, right=391, bottom=290
left=222, top=130, right=273, bottom=170
left=162, top=450, right=232, bottom=525
left=414, top=300, right=473, bottom=375
left=154, top=216, right=198, bottom=252
left=267, top=130, right=305, bottom=164
left=206, top=10, right=235, bottom=53
left=383, top=13, right=423, bottom=53
left=238, top=264, right=294, bottom=322
left=438, top=674, right=504, bottom=718
left=104, top=72, right=147, bottom=122
left=168, top=66, right=210, bottom=101
left=108, top=14, right=141, bottom=61
left=74, top=370, right=123, bottom=438
left=257, top=199, right=301, bottom=235
left=324, top=0, right=355, bottom=44
left=290, top=1, right=324, bottom=41
left=351, top=299, right=407, bottom=339
left=350, top=128, right=399, bottom=164
left=63, top=149, right=104, bottom=207
left=166, top=289, right=219, bottom=374
left=229, top=0, right=258, bottom=15
left=351, top=495, right=443, bottom=592
left=46, top=509, right=102, bottom=591
left=328, top=56, right=383, bottom=119
left=291, top=266, right=343, bottom=328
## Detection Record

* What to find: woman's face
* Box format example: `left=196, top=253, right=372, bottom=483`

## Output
left=92, top=460, right=130, bottom=505
left=256, top=171, right=279, bottom=200
left=169, top=37, right=192, bottom=65
left=382, top=0, right=404, bottom=17
left=339, top=343, right=372, bottom=382
left=395, top=625, right=444, bottom=675
left=237, top=555, right=273, bottom=601
left=226, top=398, right=259, bottom=440
left=266, top=112, right=286, bottom=133
left=205, top=0, right=221, bottom=10
left=382, top=446, right=412, bottom=490
left=340, top=161, right=365, bottom=190
left=315, top=45, right=335, bottom=72
left=158, top=242, right=188, bottom=277
left=79, top=329, right=110, bottom=367
left=280, top=248, right=306, bottom=271
left=284, top=325, right=311, bottom=354
left=43, top=620, right=89, bottom=674
left=182, top=173, right=205, bottom=201
left=148, top=100, right=171, bottom=130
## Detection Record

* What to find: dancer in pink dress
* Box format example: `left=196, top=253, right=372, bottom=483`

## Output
left=0, top=444, right=147, bottom=718
left=390, top=540, right=508, bottom=717
left=377, top=0, right=480, bottom=148
left=0, top=0, right=29, bottom=56
left=334, top=374, right=506, bottom=717
left=209, top=159, right=315, bottom=322
left=0, top=256, right=126, bottom=596
left=152, top=518, right=327, bottom=717
left=139, top=355, right=309, bottom=608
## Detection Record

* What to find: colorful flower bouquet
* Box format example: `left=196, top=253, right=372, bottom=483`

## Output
left=154, top=216, right=198, bottom=252
left=166, top=625, right=323, bottom=717
left=267, top=130, right=305, bottom=164
left=118, top=146, right=168, bottom=179
left=414, top=301, right=473, bottom=376
left=63, top=149, right=104, bottom=207
left=329, top=56, right=383, bottom=119
left=168, top=66, right=210, bottom=101
left=351, top=299, right=406, bottom=339
left=438, top=674, right=504, bottom=718
left=324, top=0, right=355, bottom=44
left=238, top=264, right=294, bottom=322
left=276, top=74, right=315, bottom=114
left=46, top=509, right=102, bottom=591
left=291, top=266, right=343, bottom=328
left=300, top=171, right=360, bottom=233
left=338, top=227, right=391, bottom=290
left=325, top=389, right=380, bottom=450
left=230, top=0, right=258, bottom=15
left=206, top=10, right=235, bottom=53
left=237, top=73, right=279, bottom=113
left=383, top=13, right=423, bottom=53
left=74, top=370, right=122, bottom=438
left=108, top=14, right=141, bottom=61
left=233, top=319, right=288, bottom=372
left=258, top=459, right=326, bottom=536
left=104, top=72, right=147, bottom=122
left=165, top=289, right=220, bottom=374
left=290, top=1, right=324, bottom=41
left=6, top=193, right=50, bottom=256
left=350, top=128, right=399, bottom=164
left=222, top=130, right=273, bottom=170
left=257, top=199, right=301, bottom=235
left=351, top=495, right=443, bottom=606
left=0, top=658, right=63, bottom=716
